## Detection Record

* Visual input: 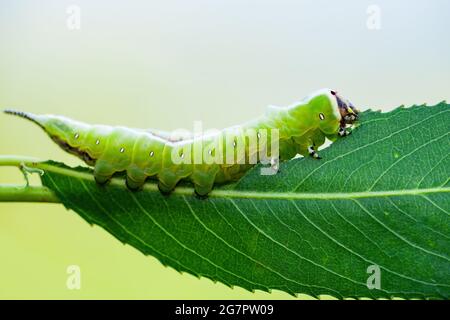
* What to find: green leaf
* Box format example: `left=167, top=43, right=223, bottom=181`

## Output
left=38, top=103, right=449, bottom=299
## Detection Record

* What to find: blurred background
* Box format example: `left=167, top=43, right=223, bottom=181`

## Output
left=0, top=0, right=449, bottom=299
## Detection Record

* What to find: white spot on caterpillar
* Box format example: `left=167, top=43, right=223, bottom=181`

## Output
left=120, top=147, right=125, bottom=153
left=233, top=141, right=236, bottom=147
left=180, top=153, right=184, bottom=159
left=257, top=132, right=261, bottom=139
left=149, top=151, right=154, bottom=157
left=319, top=113, right=325, bottom=120
left=74, top=133, right=79, bottom=139
left=95, top=139, right=100, bottom=145
left=208, top=149, right=213, bottom=155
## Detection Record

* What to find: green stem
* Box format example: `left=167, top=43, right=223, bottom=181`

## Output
left=0, top=155, right=42, bottom=166
left=0, top=155, right=60, bottom=203
left=0, top=185, right=59, bottom=203
left=1, top=155, right=449, bottom=204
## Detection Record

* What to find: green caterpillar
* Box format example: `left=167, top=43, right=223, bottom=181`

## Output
left=4, top=89, right=359, bottom=196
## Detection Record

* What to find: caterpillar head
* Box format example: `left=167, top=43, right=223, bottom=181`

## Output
left=330, top=90, right=359, bottom=125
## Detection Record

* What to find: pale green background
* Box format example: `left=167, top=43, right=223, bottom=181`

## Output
left=0, top=0, right=449, bottom=299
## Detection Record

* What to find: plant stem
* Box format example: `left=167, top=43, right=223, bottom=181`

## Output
left=0, top=185, right=59, bottom=203
left=0, top=155, right=60, bottom=203
left=0, top=155, right=42, bottom=166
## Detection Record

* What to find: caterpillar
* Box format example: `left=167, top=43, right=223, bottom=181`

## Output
left=4, top=88, right=359, bottom=196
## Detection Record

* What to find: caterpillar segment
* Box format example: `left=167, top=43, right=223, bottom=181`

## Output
left=4, top=88, right=359, bottom=196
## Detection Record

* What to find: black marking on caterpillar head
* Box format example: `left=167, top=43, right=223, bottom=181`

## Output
left=332, top=93, right=359, bottom=125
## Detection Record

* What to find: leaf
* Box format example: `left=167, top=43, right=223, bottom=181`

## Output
left=37, top=103, right=449, bottom=299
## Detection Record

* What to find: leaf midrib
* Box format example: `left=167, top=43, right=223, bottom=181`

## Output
left=33, top=161, right=449, bottom=200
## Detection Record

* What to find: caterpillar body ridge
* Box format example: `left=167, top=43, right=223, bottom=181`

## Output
left=4, top=89, right=359, bottom=196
